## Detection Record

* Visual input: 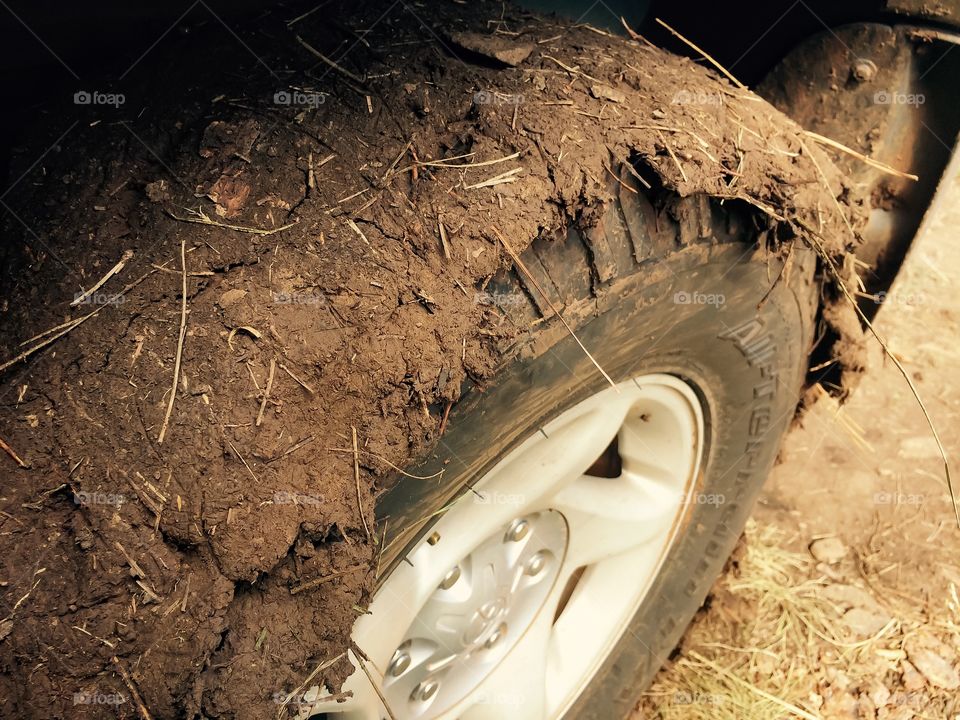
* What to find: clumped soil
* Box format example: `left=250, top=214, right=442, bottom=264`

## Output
left=0, top=1, right=866, bottom=717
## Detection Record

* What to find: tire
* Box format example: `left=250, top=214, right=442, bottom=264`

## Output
left=312, top=168, right=819, bottom=719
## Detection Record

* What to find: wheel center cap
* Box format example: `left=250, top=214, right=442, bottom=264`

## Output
left=464, top=598, right=507, bottom=645
left=381, top=510, right=568, bottom=718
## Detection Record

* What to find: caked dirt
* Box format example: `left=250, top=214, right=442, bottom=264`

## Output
left=0, top=1, right=866, bottom=717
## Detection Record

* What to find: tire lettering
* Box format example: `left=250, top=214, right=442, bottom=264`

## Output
left=719, top=318, right=777, bottom=367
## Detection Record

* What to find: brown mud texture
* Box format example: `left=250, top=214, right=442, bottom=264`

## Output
left=0, top=1, right=866, bottom=718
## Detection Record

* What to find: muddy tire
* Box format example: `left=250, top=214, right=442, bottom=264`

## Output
left=0, top=0, right=867, bottom=715
left=313, top=178, right=820, bottom=719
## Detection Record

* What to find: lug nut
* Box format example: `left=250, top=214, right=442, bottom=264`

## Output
left=479, top=600, right=499, bottom=620
left=484, top=622, right=507, bottom=649
left=387, top=651, right=411, bottom=677
left=412, top=680, right=439, bottom=702
left=852, top=58, right=877, bottom=82
left=505, top=518, right=530, bottom=542
left=439, top=565, right=461, bottom=590
left=526, top=551, right=547, bottom=576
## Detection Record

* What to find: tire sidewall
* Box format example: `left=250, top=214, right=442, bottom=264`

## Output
left=377, top=240, right=818, bottom=719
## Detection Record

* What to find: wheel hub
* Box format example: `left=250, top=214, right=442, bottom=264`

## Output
left=381, top=510, right=568, bottom=717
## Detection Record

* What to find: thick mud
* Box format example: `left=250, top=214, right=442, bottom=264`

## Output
left=0, top=1, right=865, bottom=717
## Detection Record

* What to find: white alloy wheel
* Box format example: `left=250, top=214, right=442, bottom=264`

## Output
left=296, top=374, right=705, bottom=720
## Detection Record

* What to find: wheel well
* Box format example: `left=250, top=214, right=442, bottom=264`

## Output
left=646, top=3, right=960, bottom=322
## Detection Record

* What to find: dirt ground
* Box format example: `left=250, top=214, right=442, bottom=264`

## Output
left=637, top=163, right=960, bottom=717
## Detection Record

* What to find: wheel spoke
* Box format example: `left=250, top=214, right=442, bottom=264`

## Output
left=551, top=468, right=685, bottom=570
left=477, top=397, right=635, bottom=505
left=547, top=547, right=662, bottom=694
left=617, top=384, right=700, bottom=480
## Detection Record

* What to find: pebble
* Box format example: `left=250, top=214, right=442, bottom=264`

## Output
left=907, top=647, right=960, bottom=689
left=900, top=659, right=925, bottom=692
left=810, top=536, right=848, bottom=563
left=821, top=583, right=883, bottom=612
left=842, top=607, right=890, bottom=637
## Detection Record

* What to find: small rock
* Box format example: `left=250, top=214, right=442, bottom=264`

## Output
left=819, top=689, right=858, bottom=719
left=906, top=647, right=960, bottom=689
left=755, top=653, right=778, bottom=676
left=867, top=681, right=890, bottom=708
left=816, top=561, right=847, bottom=581
left=821, top=584, right=884, bottom=612
left=900, top=660, right=925, bottom=692
left=590, top=84, right=626, bottom=103
left=218, top=289, right=247, bottom=308
left=824, top=666, right=852, bottom=690
left=842, top=607, right=891, bottom=637
left=145, top=179, right=171, bottom=203
left=810, top=536, right=848, bottom=564
left=492, top=44, right=536, bottom=67
left=448, top=31, right=534, bottom=67
left=189, top=383, right=213, bottom=397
